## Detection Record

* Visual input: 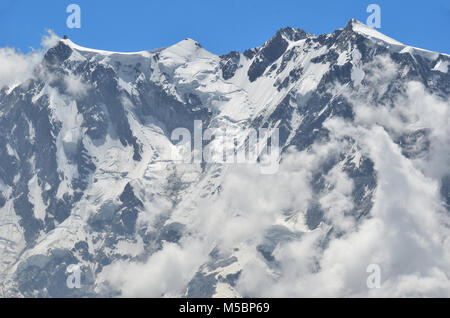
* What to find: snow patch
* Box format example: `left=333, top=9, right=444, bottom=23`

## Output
left=433, top=60, right=449, bottom=73
left=351, top=20, right=403, bottom=46
left=28, top=175, right=47, bottom=221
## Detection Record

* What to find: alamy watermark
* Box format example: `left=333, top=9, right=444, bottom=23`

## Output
left=66, top=4, right=81, bottom=29
left=66, top=264, right=82, bottom=289
left=366, top=4, right=381, bottom=29
left=166, top=121, right=280, bottom=174
left=366, top=264, right=381, bottom=289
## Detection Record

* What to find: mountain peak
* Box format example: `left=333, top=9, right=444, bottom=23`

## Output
left=60, top=38, right=153, bottom=56
left=345, top=18, right=365, bottom=28
left=168, top=38, right=203, bottom=51
left=275, top=26, right=311, bottom=42
left=161, top=37, right=216, bottom=63
left=344, top=18, right=403, bottom=46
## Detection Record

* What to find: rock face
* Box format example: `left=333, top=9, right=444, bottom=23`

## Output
left=0, top=19, right=449, bottom=298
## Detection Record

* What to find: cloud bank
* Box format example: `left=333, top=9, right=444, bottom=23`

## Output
left=0, top=30, right=59, bottom=91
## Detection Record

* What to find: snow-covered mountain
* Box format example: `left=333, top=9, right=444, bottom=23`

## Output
left=0, top=19, right=449, bottom=297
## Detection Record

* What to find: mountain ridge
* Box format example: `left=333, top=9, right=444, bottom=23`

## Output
left=56, top=19, right=449, bottom=59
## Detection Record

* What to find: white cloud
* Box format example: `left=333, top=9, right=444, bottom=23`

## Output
left=97, top=240, right=209, bottom=297
left=0, top=47, right=39, bottom=90
left=40, top=29, right=60, bottom=50
left=0, top=30, right=60, bottom=91
left=64, top=73, right=89, bottom=98
left=232, top=117, right=450, bottom=297
left=233, top=56, right=450, bottom=297
left=319, top=166, right=355, bottom=233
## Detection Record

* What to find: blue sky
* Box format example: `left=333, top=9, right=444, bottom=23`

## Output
left=0, top=0, right=449, bottom=54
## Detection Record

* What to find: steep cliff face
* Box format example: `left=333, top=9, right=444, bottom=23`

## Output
left=0, top=19, right=449, bottom=297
